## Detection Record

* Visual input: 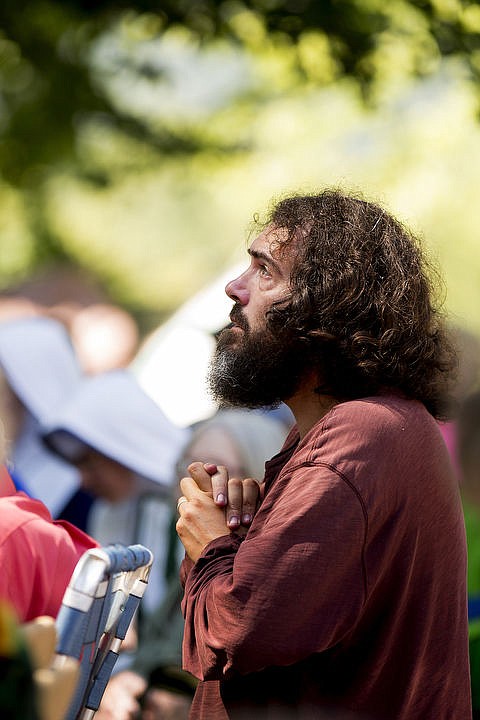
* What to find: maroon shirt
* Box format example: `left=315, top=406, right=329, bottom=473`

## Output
left=181, top=395, right=472, bottom=719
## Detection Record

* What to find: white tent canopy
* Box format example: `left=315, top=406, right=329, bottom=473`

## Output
left=130, top=264, right=243, bottom=428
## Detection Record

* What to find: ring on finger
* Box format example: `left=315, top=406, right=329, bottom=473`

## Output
left=177, top=496, right=188, bottom=512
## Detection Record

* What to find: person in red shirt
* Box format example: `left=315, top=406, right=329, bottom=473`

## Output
left=0, top=464, right=97, bottom=622
left=176, top=190, right=472, bottom=720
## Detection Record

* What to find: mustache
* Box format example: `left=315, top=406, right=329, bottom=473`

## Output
left=228, top=304, right=249, bottom=331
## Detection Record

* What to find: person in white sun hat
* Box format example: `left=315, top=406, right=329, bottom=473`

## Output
left=0, top=315, right=83, bottom=517
left=43, top=368, right=189, bottom=615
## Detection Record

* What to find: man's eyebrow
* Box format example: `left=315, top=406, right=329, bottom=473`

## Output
left=248, top=247, right=282, bottom=275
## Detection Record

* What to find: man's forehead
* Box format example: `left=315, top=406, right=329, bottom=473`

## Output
left=249, top=224, right=292, bottom=256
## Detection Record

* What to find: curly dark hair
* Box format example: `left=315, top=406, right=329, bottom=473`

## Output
left=260, top=189, right=457, bottom=419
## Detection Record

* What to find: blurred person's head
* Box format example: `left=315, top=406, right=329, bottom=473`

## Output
left=0, top=316, right=83, bottom=514
left=0, top=297, right=39, bottom=322
left=176, top=408, right=291, bottom=485
left=1, top=271, right=140, bottom=383
left=67, top=303, right=139, bottom=374
left=45, top=369, right=188, bottom=503
left=71, top=447, right=138, bottom=503
left=0, top=316, right=82, bottom=428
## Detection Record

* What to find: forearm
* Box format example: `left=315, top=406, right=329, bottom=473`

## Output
left=181, top=482, right=366, bottom=681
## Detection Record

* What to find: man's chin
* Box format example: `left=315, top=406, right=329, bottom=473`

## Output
left=217, top=326, right=245, bottom=349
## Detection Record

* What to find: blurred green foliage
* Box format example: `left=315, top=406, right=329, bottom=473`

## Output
left=0, top=0, right=480, bottom=332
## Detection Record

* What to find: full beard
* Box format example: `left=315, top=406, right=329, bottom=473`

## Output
left=208, top=318, right=308, bottom=409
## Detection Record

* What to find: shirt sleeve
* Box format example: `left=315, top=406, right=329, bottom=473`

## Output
left=0, top=515, right=98, bottom=622
left=181, top=463, right=368, bottom=681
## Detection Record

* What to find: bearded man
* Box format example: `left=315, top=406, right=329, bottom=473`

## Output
left=176, top=190, right=472, bottom=719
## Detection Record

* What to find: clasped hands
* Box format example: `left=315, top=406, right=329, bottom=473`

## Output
left=176, top=462, right=261, bottom=563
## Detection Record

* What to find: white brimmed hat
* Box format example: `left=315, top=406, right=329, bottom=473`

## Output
left=44, top=368, right=189, bottom=488
left=0, top=315, right=82, bottom=425
left=0, top=316, right=83, bottom=514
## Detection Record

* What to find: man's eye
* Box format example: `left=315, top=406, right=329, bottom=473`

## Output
left=259, top=265, right=270, bottom=277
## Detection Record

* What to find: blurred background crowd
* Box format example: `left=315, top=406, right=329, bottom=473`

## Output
left=2, top=1, right=480, bottom=719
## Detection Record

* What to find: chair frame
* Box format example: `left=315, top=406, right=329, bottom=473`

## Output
left=54, top=543, right=153, bottom=720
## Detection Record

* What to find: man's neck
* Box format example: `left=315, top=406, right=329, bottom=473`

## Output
left=286, top=380, right=338, bottom=440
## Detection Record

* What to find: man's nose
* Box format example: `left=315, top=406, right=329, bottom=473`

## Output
left=225, top=271, right=249, bottom=305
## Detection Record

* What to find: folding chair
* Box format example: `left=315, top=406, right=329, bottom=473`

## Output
left=53, top=543, right=153, bottom=720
